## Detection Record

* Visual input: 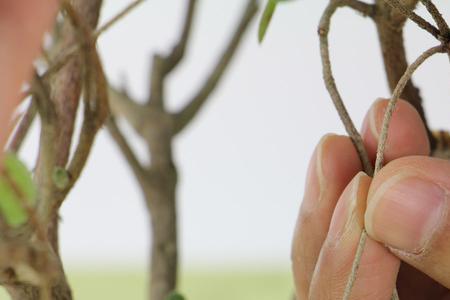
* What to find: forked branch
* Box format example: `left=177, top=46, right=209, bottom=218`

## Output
left=384, top=0, right=440, bottom=38
left=173, top=0, right=258, bottom=134
left=419, top=0, right=450, bottom=39
left=162, top=0, right=197, bottom=74
left=148, top=0, right=197, bottom=107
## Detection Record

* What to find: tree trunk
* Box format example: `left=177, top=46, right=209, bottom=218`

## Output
left=6, top=280, right=72, bottom=300
left=143, top=161, right=178, bottom=300
left=374, top=0, right=436, bottom=149
left=5, top=246, right=72, bottom=300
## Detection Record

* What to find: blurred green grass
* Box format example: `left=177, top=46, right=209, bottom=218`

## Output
left=0, top=268, right=293, bottom=299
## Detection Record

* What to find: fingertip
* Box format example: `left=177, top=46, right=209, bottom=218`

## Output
left=309, top=171, right=400, bottom=299
left=361, top=99, right=430, bottom=162
left=293, top=134, right=363, bottom=298
left=300, top=134, right=362, bottom=215
left=319, top=134, right=363, bottom=187
left=366, top=156, right=450, bottom=287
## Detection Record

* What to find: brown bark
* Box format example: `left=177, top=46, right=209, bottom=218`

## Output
left=144, top=159, right=178, bottom=300
left=5, top=1, right=104, bottom=300
left=107, top=2, right=257, bottom=300
left=50, top=0, right=103, bottom=167
left=374, top=0, right=436, bottom=150
left=6, top=280, right=72, bottom=300
left=141, top=111, right=178, bottom=300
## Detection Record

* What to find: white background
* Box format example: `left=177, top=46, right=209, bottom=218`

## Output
left=20, top=0, right=450, bottom=270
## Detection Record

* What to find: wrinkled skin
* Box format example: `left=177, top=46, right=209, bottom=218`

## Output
left=292, top=99, right=450, bottom=299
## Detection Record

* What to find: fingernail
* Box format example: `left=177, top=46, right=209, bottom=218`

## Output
left=366, top=176, right=446, bottom=253
left=301, top=134, right=331, bottom=212
left=328, top=173, right=367, bottom=242
left=368, top=99, right=385, bottom=139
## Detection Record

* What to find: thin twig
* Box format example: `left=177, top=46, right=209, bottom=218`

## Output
left=419, top=0, right=450, bottom=63
left=384, top=0, right=440, bottom=39
left=161, top=0, right=197, bottom=74
left=318, top=0, right=374, bottom=175
left=58, top=0, right=109, bottom=199
left=346, top=0, right=376, bottom=17
left=342, top=229, right=367, bottom=300
left=148, top=0, right=197, bottom=107
left=419, top=0, right=450, bottom=39
left=107, top=117, right=147, bottom=182
left=344, top=44, right=445, bottom=300
left=108, top=86, right=148, bottom=134
left=24, top=0, right=147, bottom=92
left=94, top=0, right=147, bottom=38
left=374, top=44, right=444, bottom=172
left=7, top=100, right=37, bottom=153
left=173, top=0, right=258, bottom=134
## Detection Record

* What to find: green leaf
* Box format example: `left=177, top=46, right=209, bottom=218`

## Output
left=0, top=180, right=25, bottom=227
left=4, top=154, right=36, bottom=202
left=165, top=292, right=185, bottom=300
left=258, top=0, right=278, bottom=43
left=258, top=0, right=297, bottom=44
left=0, top=154, right=36, bottom=227
left=53, top=167, right=70, bottom=190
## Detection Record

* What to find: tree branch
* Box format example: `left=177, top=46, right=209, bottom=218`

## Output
left=346, top=0, right=376, bottom=17
left=173, top=0, right=258, bottom=134
left=318, top=0, right=373, bottom=175
left=34, top=0, right=108, bottom=225
left=375, top=44, right=445, bottom=172
left=419, top=0, right=450, bottom=38
left=148, top=0, right=197, bottom=107
left=108, top=86, right=149, bottom=135
left=344, top=44, right=445, bottom=300
left=20, top=0, right=145, bottom=94
left=94, top=0, right=147, bottom=38
left=107, top=117, right=147, bottom=183
left=383, top=0, right=440, bottom=38
left=375, top=0, right=436, bottom=150
left=162, top=0, right=197, bottom=74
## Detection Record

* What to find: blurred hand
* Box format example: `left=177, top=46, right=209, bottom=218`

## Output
left=0, top=1, right=58, bottom=153
left=292, top=99, right=450, bottom=299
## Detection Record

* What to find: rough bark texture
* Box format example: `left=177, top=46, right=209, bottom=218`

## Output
left=142, top=113, right=178, bottom=300
left=107, top=2, right=258, bottom=300
left=5, top=1, right=104, bottom=300
left=374, top=0, right=436, bottom=149
left=145, top=160, right=178, bottom=300
left=6, top=280, right=72, bottom=300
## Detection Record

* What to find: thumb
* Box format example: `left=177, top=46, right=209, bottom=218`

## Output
left=365, top=156, right=450, bottom=288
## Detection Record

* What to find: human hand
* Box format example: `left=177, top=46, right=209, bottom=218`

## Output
left=0, top=1, right=58, bottom=153
left=292, top=99, right=450, bottom=299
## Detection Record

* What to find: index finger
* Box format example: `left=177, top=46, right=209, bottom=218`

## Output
left=0, top=0, right=58, bottom=152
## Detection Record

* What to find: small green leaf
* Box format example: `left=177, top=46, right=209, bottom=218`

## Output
left=258, top=0, right=297, bottom=44
left=0, top=154, right=36, bottom=227
left=4, top=154, right=36, bottom=202
left=258, top=0, right=278, bottom=43
left=53, top=167, right=70, bottom=190
left=0, top=179, right=26, bottom=227
left=165, top=292, right=185, bottom=300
